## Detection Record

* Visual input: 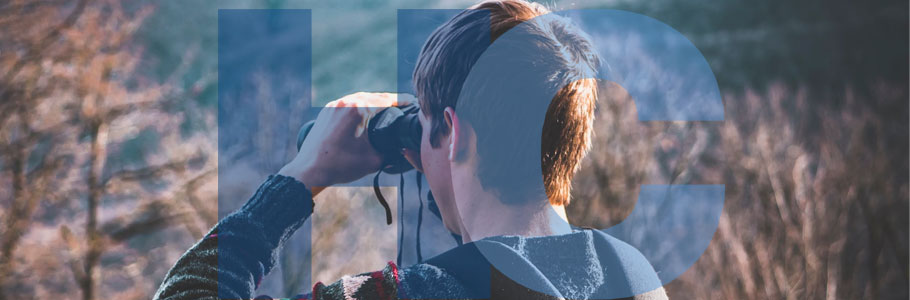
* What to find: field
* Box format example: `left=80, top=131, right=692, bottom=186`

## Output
left=0, top=0, right=906, bottom=299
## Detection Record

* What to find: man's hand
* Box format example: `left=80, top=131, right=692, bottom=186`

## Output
left=279, top=92, right=408, bottom=194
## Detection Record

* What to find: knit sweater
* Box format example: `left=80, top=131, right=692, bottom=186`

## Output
left=153, top=175, right=668, bottom=300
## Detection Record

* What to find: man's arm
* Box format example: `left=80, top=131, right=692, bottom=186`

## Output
left=152, top=173, right=404, bottom=300
left=152, top=174, right=313, bottom=300
left=153, top=93, right=399, bottom=300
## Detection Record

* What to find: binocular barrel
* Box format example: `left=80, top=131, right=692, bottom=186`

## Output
left=296, top=104, right=422, bottom=174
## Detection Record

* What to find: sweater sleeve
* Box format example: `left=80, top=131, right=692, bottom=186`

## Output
left=153, top=174, right=314, bottom=300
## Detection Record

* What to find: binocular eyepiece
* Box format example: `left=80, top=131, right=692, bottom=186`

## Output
left=296, top=103, right=422, bottom=174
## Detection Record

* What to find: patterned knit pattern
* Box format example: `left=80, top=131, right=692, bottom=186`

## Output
left=311, top=262, right=400, bottom=300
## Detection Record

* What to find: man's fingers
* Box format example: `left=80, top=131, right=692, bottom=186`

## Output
left=324, top=92, right=415, bottom=140
left=325, top=99, right=348, bottom=108
left=331, top=92, right=414, bottom=110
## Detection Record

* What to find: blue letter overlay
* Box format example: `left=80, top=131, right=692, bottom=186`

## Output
left=220, top=8, right=724, bottom=299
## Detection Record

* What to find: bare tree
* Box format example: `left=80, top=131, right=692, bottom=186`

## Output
left=0, top=1, right=217, bottom=299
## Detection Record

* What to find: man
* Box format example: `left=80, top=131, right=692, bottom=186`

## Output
left=154, top=1, right=667, bottom=299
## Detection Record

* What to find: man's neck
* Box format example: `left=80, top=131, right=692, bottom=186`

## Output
left=453, top=174, right=572, bottom=244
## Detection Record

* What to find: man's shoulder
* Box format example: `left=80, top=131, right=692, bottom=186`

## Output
left=398, top=262, right=473, bottom=299
left=585, top=229, right=665, bottom=298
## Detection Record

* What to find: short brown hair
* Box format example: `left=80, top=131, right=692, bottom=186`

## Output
left=413, top=0, right=598, bottom=206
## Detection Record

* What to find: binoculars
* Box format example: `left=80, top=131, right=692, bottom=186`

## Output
left=296, top=103, right=423, bottom=225
left=296, top=102, right=423, bottom=174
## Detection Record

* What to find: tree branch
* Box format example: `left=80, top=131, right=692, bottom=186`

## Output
left=102, top=160, right=189, bottom=189
left=101, top=201, right=181, bottom=242
left=0, top=0, right=88, bottom=84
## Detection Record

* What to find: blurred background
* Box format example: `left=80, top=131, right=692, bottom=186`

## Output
left=0, top=0, right=906, bottom=299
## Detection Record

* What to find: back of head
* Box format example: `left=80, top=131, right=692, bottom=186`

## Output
left=414, top=0, right=600, bottom=206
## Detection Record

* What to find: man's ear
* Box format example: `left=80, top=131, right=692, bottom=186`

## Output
left=443, top=107, right=460, bottom=162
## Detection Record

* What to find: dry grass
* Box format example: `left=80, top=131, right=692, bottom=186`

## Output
left=568, top=81, right=909, bottom=299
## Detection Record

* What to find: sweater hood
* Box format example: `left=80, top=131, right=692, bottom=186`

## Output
left=398, top=229, right=663, bottom=299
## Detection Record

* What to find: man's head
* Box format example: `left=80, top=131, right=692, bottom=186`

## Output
left=412, top=0, right=599, bottom=233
